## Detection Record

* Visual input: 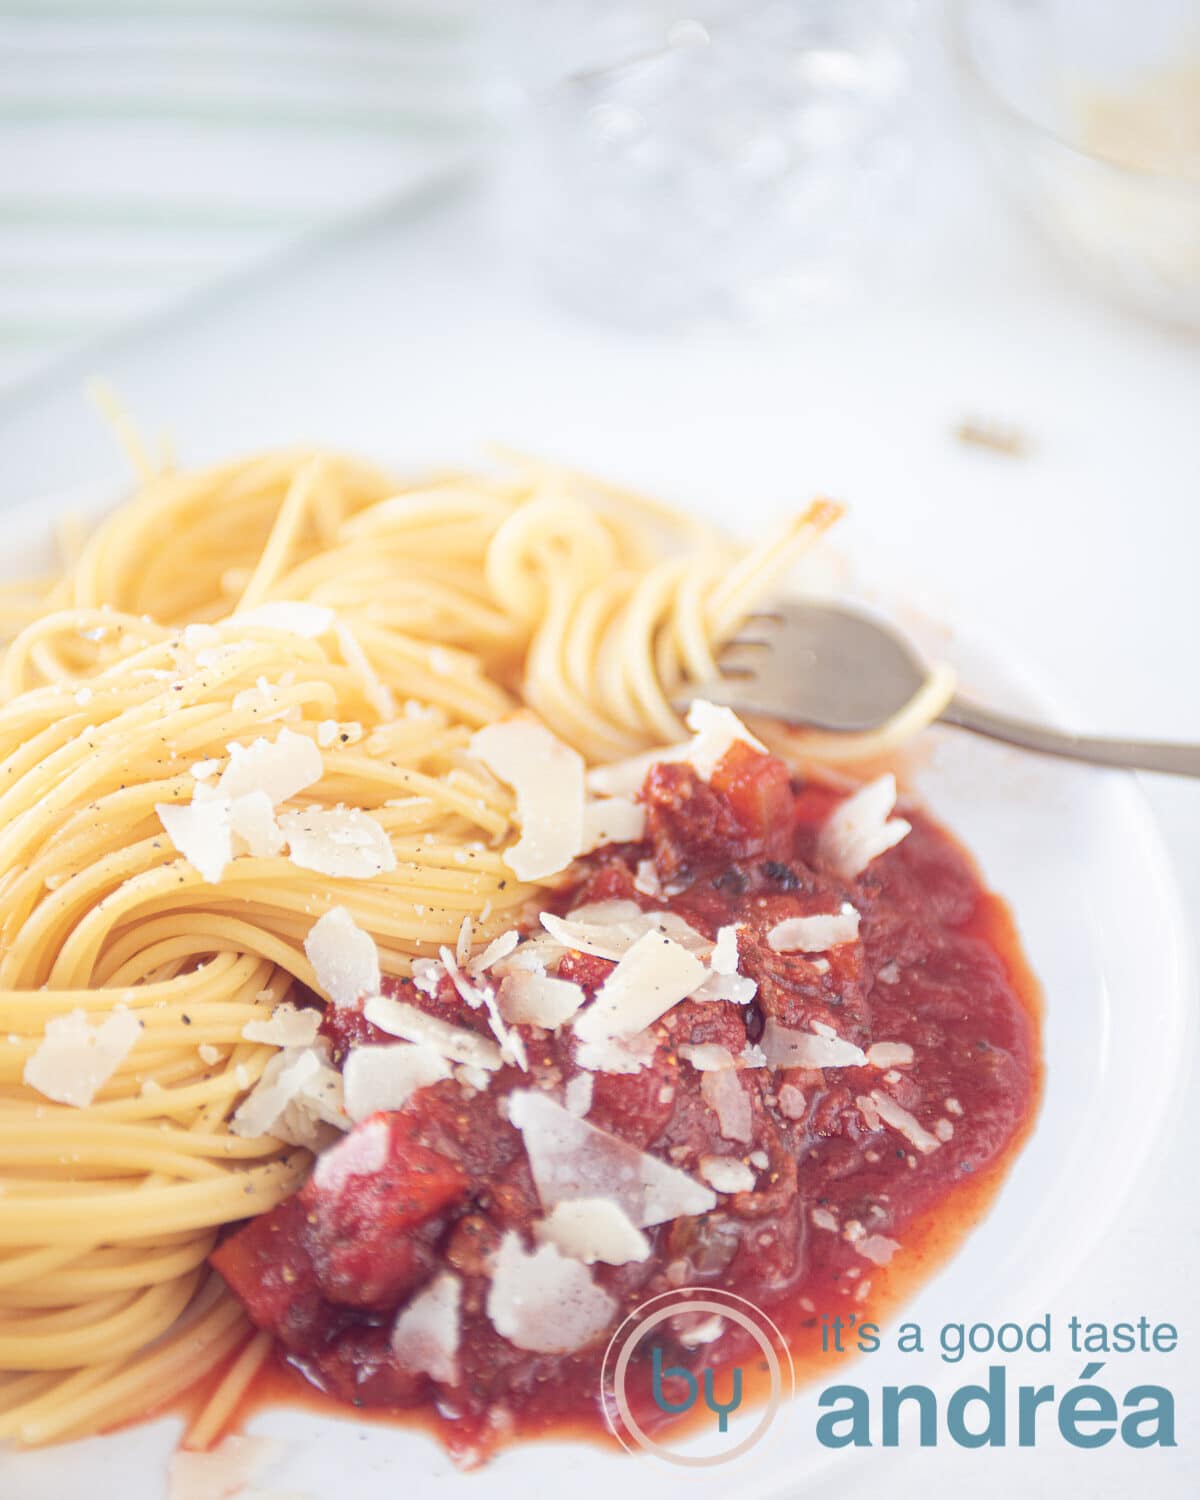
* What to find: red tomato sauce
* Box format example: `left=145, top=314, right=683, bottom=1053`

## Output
left=210, top=743, right=1041, bottom=1465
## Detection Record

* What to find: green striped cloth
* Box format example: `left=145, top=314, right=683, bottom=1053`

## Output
left=0, top=0, right=492, bottom=391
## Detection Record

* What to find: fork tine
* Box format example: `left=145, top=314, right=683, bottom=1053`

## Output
left=716, top=638, right=770, bottom=678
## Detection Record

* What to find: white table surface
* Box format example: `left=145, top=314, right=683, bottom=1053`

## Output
left=0, top=149, right=1195, bottom=1499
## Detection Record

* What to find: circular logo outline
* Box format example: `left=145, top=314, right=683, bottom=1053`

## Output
left=600, top=1287, right=796, bottom=1467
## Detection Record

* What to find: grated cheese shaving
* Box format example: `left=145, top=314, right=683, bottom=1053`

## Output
left=700, top=1069, right=753, bottom=1143
left=363, top=994, right=502, bottom=1071
left=304, top=906, right=381, bottom=1008
left=486, top=1231, right=617, bottom=1354
left=767, top=904, right=860, bottom=953
left=23, top=1007, right=141, bottom=1108
left=242, top=1002, right=321, bottom=1048
left=760, top=1017, right=867, bottom=1069
left=581, top=795, right=646, bottom=852
left=534, top=1198, right=651, bottom=1266
left=497, top=972, right=586, bottom=1029
left=391, top=1272, right=461, bottom=1384
left=470, top=718, right=585, bottom=882
left=573, top=931, right=707, bottom=1043
left=870, top=1090, right=941, bottom=1154
left=217, top=727, right=322, bottom=806
left=279, top=806, right=396, bottom=879
left=818, top=773, right=911, bottom=879
left=507, top=1089, right=716, bottom=1226
left=698, top=1155, right=756, bottom=1194
left=342, top=1043, right=452, bottom=1122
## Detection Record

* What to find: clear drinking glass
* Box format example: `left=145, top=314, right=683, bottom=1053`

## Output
left=511, top=1, right=922, bottom=327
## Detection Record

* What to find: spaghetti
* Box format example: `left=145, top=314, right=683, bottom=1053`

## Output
left=0, top=447, right=949, bottom=1448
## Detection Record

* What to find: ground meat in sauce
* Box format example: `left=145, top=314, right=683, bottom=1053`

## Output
left=211, top=741, right=1038, bottom=1462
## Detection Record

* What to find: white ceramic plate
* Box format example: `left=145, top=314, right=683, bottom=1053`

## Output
left=0, top=482, right=1192, bottom=1500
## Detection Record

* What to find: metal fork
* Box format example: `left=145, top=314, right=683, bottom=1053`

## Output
left=688, top=600, right=1200, bottom=778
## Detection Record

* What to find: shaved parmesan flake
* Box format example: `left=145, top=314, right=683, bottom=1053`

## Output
left=487, top=1231, right=617, bottom=1353
left=438, top=944, right=491, bottom=1011
left=812, top=1206, right=839, bottom=1232
left=698, top=1155, right=756, bottom=1194
left=767, top=905, right=860, bottom=953
left=24, top=1007, right=141, bottom=1108
left=181, top=622, right=221, bottom=650
left=534, top=1199, right=651, bottom=1266
left=455, top=1063, right=492, bottom=1093
left=363, top=994, right=502, bottom=1071
left=336, top=621, right=396, bottom=721
left=190, top=758, right=221, bottom=781
left=574, top=1031, right=658, bottom=1074
left=156, top=798, right=233, bottom=884
left=343, top=1043, right=452, bottom=1122
left=237, top=601, right=334, bottom=638
left=471, top=719, right=585, bottom=882
left=678, top=1313, right=726, bottom=1348
left=818, top=773, right=911, bottom=879
left=540, top=901, right=712, bottom=966
left=778, top=1083, right=807, bottom=1120
left=678, top=1042, right=737, bottom=1071
left=312, top=1114, right=391, bottom=1195
left=304, top=906, right=381, bottom=1008
left=231, top=1044, right=347, bottom=1146
left=498, top=972, right=585, bottom=1029
left=168, top=1435, right=282, bottom=1500
left=586, top=700, right=766, bottom=797
left=870, top=1090, right=941, bottom=1154
left=701, top=1069, right=753, bottom=1142
left=760, top=1018, right=867, bottom=1069
left=539, top=904, right=641, bottom=959
left=581, top=795, right=646, bottom=852
left=866, top=1041, right=914, bottom=1068
left=692, top=970, right=758, bottom=1004
left=564, top=1072, right=594, bottom=1117
left=455, top=915, right=473, bottom=968
left=231, top=677, right=294, bottom=719
left=683, top=700, right=767, bottom=778
left=242, top=1003, right=321, bottom=1048
left=439, top=946, right=527, bottom=1070
left=391, top=1272, right=461, bottom=1384
left=573, top=931, right=707, bottom=1043
left=711, top=925, right=741, bottom=974
left=280, top=807, right=396, bottom=879
left=856, top=1093, right=882, bottom=1130
left=856, top=1233, right=901, bottom=1266
left=228, top=790, right=285, bottom=859
left=411, top=958, right=444, bottom=997
left=472, top=930, right=519, bottom=973
left=633, top=859, right=663, bottom=898
left=507, top=1089, right=716, bottom=1226
left=218, top=728, right=322, bottom=806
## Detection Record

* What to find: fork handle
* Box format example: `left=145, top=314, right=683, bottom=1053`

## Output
left=939, top=696, right=1200, bottom=778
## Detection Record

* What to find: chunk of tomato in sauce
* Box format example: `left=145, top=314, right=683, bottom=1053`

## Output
left=645, top=745, right=793, bottom=878
left=211, top=1197, right=333, bottom=1352
left=299, top=1113, right=469, bottom=1308
left=708, top=741, right=794, bottom=855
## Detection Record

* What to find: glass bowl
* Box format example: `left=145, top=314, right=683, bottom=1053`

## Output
left=950, top=0, right=1200, bottom=332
